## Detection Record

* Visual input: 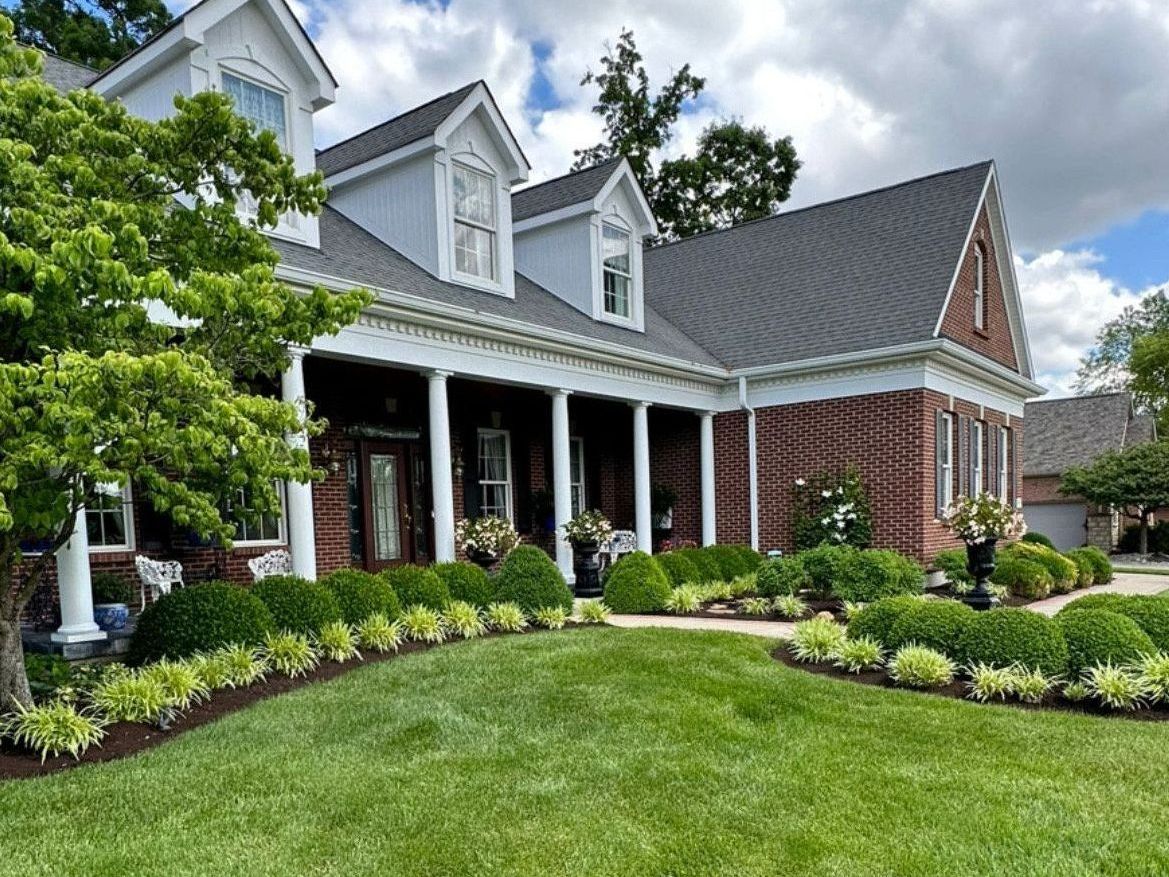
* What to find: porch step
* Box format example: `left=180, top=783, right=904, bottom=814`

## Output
left=22, top=626, right=134, bottom=661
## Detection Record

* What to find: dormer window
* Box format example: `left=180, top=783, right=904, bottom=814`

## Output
left=602, top=223, right=632, bottom=319
left=453, top=163, right=497, bottom=281
left=223, top=72, right=287, bottom=147
left=973, top=242, right=986, bottom=330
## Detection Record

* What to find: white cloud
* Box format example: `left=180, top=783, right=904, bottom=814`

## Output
left=1016, top=249, right=1166, bottom=397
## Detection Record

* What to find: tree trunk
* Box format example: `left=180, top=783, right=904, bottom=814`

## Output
left=1140, top=512, right=1150, bottom=556
left=0, top=614, right=32, bottom=710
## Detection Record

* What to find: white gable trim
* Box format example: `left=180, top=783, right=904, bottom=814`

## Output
left=434, top=82, right=529, bottom=184
left=595, top=159, right=658, bottom=238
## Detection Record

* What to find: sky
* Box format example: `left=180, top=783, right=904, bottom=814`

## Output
left=169, top=0, right=1168, bottom=396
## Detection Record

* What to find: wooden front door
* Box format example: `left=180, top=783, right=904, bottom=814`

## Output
left=360, top=442, right=412, bottom=571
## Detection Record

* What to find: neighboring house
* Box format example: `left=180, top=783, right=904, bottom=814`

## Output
left=29, top=0, right=1043, bottom=644
left=1022, top=392, right=1156, bottom=551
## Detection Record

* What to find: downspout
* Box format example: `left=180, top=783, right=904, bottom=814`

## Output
left=738, top=376, right=760, bottom=552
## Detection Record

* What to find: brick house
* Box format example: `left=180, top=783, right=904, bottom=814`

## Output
left=29, top=0, right=1043, bottom=646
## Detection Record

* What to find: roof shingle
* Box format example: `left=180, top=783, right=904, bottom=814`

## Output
left=1023, top=392, right=1149, bottom=476
left=511, top=157, right=624, bottom=222
left=37, top=51, right=97, bottom=92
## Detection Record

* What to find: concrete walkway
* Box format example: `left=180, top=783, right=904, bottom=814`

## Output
left=1023, top=572, right=1168, bottom=616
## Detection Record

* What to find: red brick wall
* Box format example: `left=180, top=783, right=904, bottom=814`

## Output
left=1023, top=475, right=1070, bottom=505
left=714, top=410, right=751, bottom=545
left=648, top=408, right=702, bottom=547
left=939, top=205, right=1020, bottom=372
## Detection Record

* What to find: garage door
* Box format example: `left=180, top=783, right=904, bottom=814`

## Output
left=1022, top=503, right=1087, bottom=551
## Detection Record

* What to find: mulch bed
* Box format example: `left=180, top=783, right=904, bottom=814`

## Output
left=661, top=598, right=843, bottom=624
left=1, top=627, right=572, bottom=782
left=771, top=646, right=1169, bottom=723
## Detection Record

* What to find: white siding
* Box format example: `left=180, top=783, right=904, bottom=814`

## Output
left=514, top=217, right=594, bottom=315
left=116, top=54, right=192, bottom=121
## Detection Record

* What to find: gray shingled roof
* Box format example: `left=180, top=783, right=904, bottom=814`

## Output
left=511, top=157, right=624, bottom=222
left=37, top=51, right=97, bottom=92
left=315, top=83, right=479, bottom=177
left=273, top=206, right=721, bottom=367
left=1023, top=392, right=1147, bottom=476
left=643, top=161, right=993, bottom=370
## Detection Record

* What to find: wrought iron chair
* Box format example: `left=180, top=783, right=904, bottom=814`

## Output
left=248, top=548, right=293, bottom=582
left=599, top=529, right=638, bottom=571
left=134, top=555, right=185, bottom=611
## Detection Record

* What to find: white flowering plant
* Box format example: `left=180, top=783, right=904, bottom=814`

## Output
left=455, top=516, right=519, bottom=560
left=792, top=465, right=873, bottom=550
left=561, top=509, right=614, bottom=547
left=941, top=493, right=1026, bottom=544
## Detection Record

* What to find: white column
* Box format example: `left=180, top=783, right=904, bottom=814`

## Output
left=428, top=370, right=456, bottom=563
left=632, top=401, right=653, bottom=555
left=550, top=389, right=575, bottom=583
left=52, top=507, right=105, bottom=644
left=700, top=411, right=717, bottom=547
left=283, top=346, right=317, bottom=580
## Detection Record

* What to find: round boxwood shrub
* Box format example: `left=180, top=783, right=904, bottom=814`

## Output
left=885, top=599, right=975, bottom=655
left=1056, top=609, right=1155, bottom=674
left=799, top=544, right=858, bottom=597
left=383, top=564, right=450, bottom=611
left=933, top=548, right=973, bottom=590
left=1064, top=546, right=1112, bottom=584
left=319, top=568, right=400, bottom=624
left=1002, top=542, right=1077, bottom=594
left=954, top=607, right=1069, bottom=675
left=732, top=545, right=764, bottom=571
left=432, top=561, right=495, bottom=608
left=846, top=595, right=924, bottom=647
left=1060, top=594, right=1169, bottom=652
left=493, top=546, right=573, bottom=613
left=1020, top=532, right=1056, bottom=550
left=755, top=556, right=809, bottom=598
left=676, top=547, right=722, bottom=583
left=1062, top=550, right=1095, bottom=589
left=704, top=545, right=752, bottom=580
left=602, top=551, right=671, bottom=614
left=129, top=581, right=273, bottom=664
left=655, top=551, right=702, bottom=588
left=990, top=556, right=1052, bottom=600
left=251, top=575, right=342, bottom=634
left=833, top=549, right=925, bottom=603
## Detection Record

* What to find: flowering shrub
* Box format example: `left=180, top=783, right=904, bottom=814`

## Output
left=455, top=515, right=519, bottom=560
left=941, top=493, right=1026, bottom=544
left=792, top=466, right=873, bottom=550
left=562, top=509, right=614, bottom=546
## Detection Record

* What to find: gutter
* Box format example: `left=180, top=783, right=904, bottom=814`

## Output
left=739, top=376, right=760, bottom=552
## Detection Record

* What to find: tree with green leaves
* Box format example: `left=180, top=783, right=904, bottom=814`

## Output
left=573, top=29, right=799, bottom=241
left=9, top=0, right=171, bottom=69
left=1060, top=441, right=1169, bottom=555
left=0, top=20, right=369, bottom=707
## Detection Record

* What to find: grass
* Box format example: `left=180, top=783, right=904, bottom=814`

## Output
left=3, top=627, right=1169, bottom=876
left=1113, top=565, right=1169, bottom=577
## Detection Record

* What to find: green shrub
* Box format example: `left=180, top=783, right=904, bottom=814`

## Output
left=602, top=551, right=671, bottom=614
left=933, top=549, right=973, bottom=590
left=656, top=551, right=702, bottom=588
left=23, top=654, right=73, bottom=702
left=383, top=565, right=450, bottom=611
left=1062, top=550, right=1095, bottom=588
left=885, top=600, right=974, bottom=655
left=755, top=556, right=809, bottom=598
left=251, top=575, right=342, bottom=634
left=704, top=545, right=752, bottom=580
left=1020, top=532, right=1055, bottom=550
left=1056, top=609, right=1155, bottom=674
left=319, top=568, right=400, bottom=624
left=888, top=645, right=955, bottom=688
left=1060, top=594, right=1169, bottom=652
left=1119, top=520, right=1169, bottom=554
left=3, top=700, right=106, bottom=762
left=675, top=547, right=721, bottom=583
left=732, top=545, right=764, bottom=571
left=799, top=544, right=858, bottom=597
left=954, top=608, right=1069, bottom=676
left=91, top=571, right=133, bottom=604
left=989, top=555, right=1053, bottom=600
left=833, top=549, right=925, bottom=603
left=1002, top=542, right=1077, bottom=594
left=788, top=618, right=845, bottom=663
left=432, top=561, right=495, bottom=608
left=792, top=465, right=873, bottom=550
left=492, top=546, right=573, bottom=613
left=129, top=582, right=274, bottom=664
left=1064, top=546, right=1113, bottom=584
left=845, top=595, right=923, bottom=646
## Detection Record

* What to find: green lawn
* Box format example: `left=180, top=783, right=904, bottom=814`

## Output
left=3, top=627, right=1169, bottom=877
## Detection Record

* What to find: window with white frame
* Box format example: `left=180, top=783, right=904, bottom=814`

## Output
left=973, top=242, right=986, bottom=330
left=998, top=426, right=1010, bottom=499
left=570, top=437, right=586, bottom=517
left=222, top=72, right=287, bottom=147
left=972, top=420, right=984, bottom=494
left=86, top=484, right=134, bottom=552
left=602, top=224, right=632, bottom=318
left=477, top=429, right=513, bottom=520
left=937, top=412, right=954, bottom=512
left=453, top=163, right=497, bottom=280
left=229, top=483, right=286, bottom=545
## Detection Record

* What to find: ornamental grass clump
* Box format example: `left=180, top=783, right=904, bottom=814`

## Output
left=442, top=601, right=487, bottom=639
left=888, top=645, right=955, bottom=688
left=1136, top=653, right=1169, bottom=703
left=218, top=644, right=269, bottom=687
left=576, top=600, right=610, bottom=624
left=841, top=601, right=866, bottom=621
left=1009, top=667, right=1057, bottom=704
left=701, top=580, right=736, bottom=602
left=486, top=602, right=528, bottom=632
left=966, top=662, right=1015, bottom=702
left=357, top=613, right=404, bottom=653
left=2, top=700, right=106, bottom=763
left=315, top=621, right=361, bottom=662
left=664, top=585, right=704, bottom=614
left=399, top=605, right=446, bottom=643
left=188, top=651, right=233, bottom=690
left=262, top=632, right=319, bottom=678
left=834, top=636, right=883, bottom=673
left=141, top=658, right=210, bottom=711
left=788, top=618, right=846, bottom=663
left=534, top=605, right=570, bottom=630
left=772, top=594, right=809, bottom=620
left=90, top=671, right=170, bottom=724
left=1085, top=663, right=1150, bottom=711
left=738, top=596, right=772, bottom=616
left=1062, top=680, right=1090, bottom=702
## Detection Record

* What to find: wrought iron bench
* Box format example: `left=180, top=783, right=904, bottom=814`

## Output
left=134, top=555, right=185, bottom=611
left=599, top=530, right=638, bottom=570
left=248, top=548, right=293, bottom=581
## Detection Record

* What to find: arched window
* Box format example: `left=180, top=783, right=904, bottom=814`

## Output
left=973, top=242, right=986, bottom=330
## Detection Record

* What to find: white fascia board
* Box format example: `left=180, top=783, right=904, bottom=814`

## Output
left=984, top=167, right=1036, bottom=379
left=512, top=201, right=595, bottom=234
left=321, top=138, right=438, bottom=189
left=90, top=24, right=199, bottom=97
left=730, top=340, right=945, bottom=379
left=434, top=83, right=529, bottom=183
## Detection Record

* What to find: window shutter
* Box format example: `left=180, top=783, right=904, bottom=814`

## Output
left=462, top=426, right=481, bottom=518
left=935, top=410, right=946, bottom=516
left=988, top=427, right=999, bottom=498
left=1007, top=428, right=1016, bottom=504
left=957, top=415, right=969, bottom=497
left=968, top=420, right=978, bottom=495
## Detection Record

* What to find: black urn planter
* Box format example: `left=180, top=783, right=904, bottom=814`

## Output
left=572, top=540, right=603, bottom=598
left=962, top=539, right=1001, bottom=611
left=468, top=550, right=497, bottom=571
